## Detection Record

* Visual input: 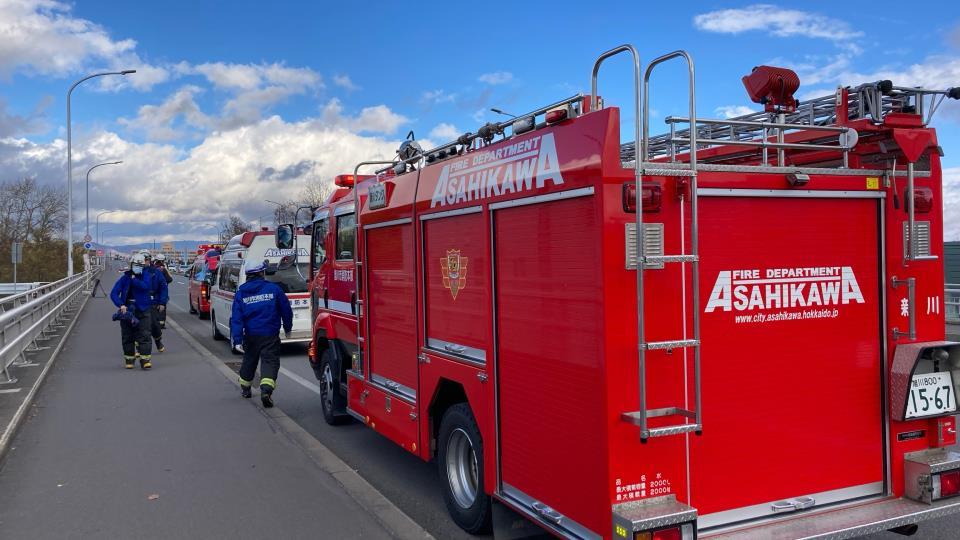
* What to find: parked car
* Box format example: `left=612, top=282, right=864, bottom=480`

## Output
left=187, top=256, right=217, bottom=319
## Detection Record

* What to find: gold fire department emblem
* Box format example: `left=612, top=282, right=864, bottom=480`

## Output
left=441, top=249, right=468, bottom=300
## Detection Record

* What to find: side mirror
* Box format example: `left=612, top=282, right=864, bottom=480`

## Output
left=276, top=223, right=294, bottom=250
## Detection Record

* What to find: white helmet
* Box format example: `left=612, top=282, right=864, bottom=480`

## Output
left=139, top=249, right=152, bottom=259
left=132, top=253, right=147, bottom=265
left=155, top=253, right=166, bottom=261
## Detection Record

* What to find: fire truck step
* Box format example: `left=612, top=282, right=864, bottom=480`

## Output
left=646, top=424, right=701, bottom=438
left=644, top=254, right=698, bottom=264
left=640, top=167, right=698, bottom=177
left=644, top=339, right=699, bottom=350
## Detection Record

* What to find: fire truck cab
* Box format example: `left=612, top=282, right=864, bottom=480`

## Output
left=304, top=177, right=366, bottom=423
left=296, top=45, right=960, bottom=539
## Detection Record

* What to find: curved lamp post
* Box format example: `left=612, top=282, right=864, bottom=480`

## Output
left=66, top=69, right=135, bottom=276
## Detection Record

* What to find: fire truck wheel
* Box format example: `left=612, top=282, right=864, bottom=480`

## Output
left=211, top=311, right=225, bottom=341
left=188, top=298, right=197, bottom=314
left=438, top=403, right=491, bottom=534
left=319, top=349, right=347, bottom=425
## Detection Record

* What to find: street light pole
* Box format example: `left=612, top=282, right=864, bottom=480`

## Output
left=86, top=162, right=122, bottom=238
left=96, top=210, right=115, bottom=246
left=67, top=69, right=135, bottom=277
left=99, top=228, right=113, bottom=246
left=265, top=199, right=287, bottom=225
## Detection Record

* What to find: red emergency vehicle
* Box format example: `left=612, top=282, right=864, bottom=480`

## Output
left=303, top=176, right=370, bottom=423
left=298, top=46, right=960, bottom=539
left=187, top=243, right=223, bottom=318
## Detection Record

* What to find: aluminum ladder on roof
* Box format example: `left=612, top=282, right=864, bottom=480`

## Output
left=592, top=47, right=702, bottom=441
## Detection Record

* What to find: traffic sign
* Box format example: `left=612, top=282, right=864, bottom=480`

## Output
left=97, top=249, right=104, bottom=256
left=83, top=242, right=93, bottom=250
left=83, top=233, right=92, bottom=243
left=11, top=242, right=22, bottom=264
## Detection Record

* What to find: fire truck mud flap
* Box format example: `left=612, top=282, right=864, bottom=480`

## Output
left=693, top=192, right=886, bottom=530
left=698, top=496, right=960, bottom=539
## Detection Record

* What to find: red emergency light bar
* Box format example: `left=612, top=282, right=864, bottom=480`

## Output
left=334, top=174, right=374, bottom=187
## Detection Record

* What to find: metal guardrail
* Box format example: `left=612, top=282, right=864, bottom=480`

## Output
left=0, top=283, right=44, bottom=296
left=0, top=270, right=95, bottom=383
left=947, top=283, right=960, bottom=324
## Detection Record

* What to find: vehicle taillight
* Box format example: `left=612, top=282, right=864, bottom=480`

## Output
left=623, top=181, right=663, bottom=213
left=941, top=470, right=960, bottom=498
left=906, top=186, right=933, bottom=213
left=201, top=281, right=209, bottom=299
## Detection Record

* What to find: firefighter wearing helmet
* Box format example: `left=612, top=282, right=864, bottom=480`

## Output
left=110, top=253, right=157, bottom=369
left=150, top=253, right=174, bottom=349
left=231, top=259, right=293, bottom=408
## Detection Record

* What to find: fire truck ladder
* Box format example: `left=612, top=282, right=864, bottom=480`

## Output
left=594, top=47, right=702, bottom=442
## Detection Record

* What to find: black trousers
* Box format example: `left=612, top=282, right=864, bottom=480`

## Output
left=238, top=335, right=281, bottom=393
left=151, top=305, right=166, bottom=340
left=120, top=307, right=153, bottom=358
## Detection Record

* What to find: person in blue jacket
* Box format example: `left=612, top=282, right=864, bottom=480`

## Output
left=110, top=253, right=156, bottom=369
left=231, top=260, right=293, bottom=407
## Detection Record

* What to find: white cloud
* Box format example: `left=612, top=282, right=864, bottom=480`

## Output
left=118, top=85, right=210, bottom=140
left=320, top=98, right=408, bottom=135
left=472, top=109, right=486, bottom=123
left=333, top=74, right=359, bottom=91
left=945, top=167, right=960, bottom=241
left=421, top=89, right=456, bottom=104
left=693, top=4, right=861, bottom=42
left=0, top=0, right=167, bottom=89
left=429, top=123, right=460, bottom=141
left=714, top=105, right=757, bottom=119
left=478, top=71, right=513, bottom=85
left=1, top=115, right=404, bottom=244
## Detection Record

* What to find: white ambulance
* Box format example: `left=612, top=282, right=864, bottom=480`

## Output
left=209, top=229, right=312, bottom=347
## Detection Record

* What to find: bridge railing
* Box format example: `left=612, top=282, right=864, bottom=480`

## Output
left=947, top=283, right=960, bottom=324
left=0, top=270, right=96, bottom=383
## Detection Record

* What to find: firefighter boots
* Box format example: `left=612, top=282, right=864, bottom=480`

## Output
left=241, top=386, right=252, bottom=399
left=124, top=356, right=135, bottom=369
left=260, top=387, right=274, bottom=408
left=155, top=339, right=165, bottom=353
left=140, top=355, right=152, bottom=370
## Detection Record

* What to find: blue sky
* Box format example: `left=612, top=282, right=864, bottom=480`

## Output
left=1, top=1, right=958, bottom=243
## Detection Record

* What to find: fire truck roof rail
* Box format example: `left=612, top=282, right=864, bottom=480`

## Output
left=374, top=93, right=585, bottom=175
left=624, top=81, right=958, bottom=168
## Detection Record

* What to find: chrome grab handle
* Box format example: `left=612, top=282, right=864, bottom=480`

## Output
left=531, top=502, right=563, bottom=525
left=444, top=343, right=466, bottom=354
left=771, top=501, right=795, bottom=513
left=771, top=497, right=816, bottom=513
left=892, top=276, right=917, bottom=340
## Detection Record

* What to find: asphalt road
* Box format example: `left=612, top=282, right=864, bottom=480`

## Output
left=0, top=271, right=391, bottom=539
left=163, top=275, right=478, bottom=540
left=161, top=272, right=960, bottom=540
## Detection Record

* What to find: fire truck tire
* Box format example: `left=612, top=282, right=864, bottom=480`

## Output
left=319, top=349, right=348, bottom=425
left=211, top=311, right=225, bottom=341
left=438, top=403, right=491, bottom=534
left=188, top=297, right=197, bottom=314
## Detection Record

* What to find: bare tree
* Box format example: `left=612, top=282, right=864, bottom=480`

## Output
left=0, top=177, right=71, bottom=281
left=300, top=176, right=336, bottom=208
left=219, top=215, right=251, bottom=240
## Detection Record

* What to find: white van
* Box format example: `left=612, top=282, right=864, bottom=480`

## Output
left=209, top=229, right=312, bottom=347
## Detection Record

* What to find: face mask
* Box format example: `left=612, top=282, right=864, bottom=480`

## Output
left=132, top=265, right=143, bottom=275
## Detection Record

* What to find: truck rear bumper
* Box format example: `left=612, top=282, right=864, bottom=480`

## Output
left=701, top=496, right=960, bottom=539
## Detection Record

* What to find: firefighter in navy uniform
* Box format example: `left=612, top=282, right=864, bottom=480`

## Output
left=231, top=260, right=293, bottom=408
left=151, top=253, right=173, bottom=350
left=110, top=253, right=155, bottom=369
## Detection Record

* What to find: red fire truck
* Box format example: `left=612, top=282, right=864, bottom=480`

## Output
left=288, top=45, right=960, bottom=539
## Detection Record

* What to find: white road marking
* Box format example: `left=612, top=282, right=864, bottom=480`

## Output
left=176, top=281, right=185, bottom=285
left=279, top=366, right=322, bottom=397
left=169, top=303, right=188, bottom=313
left=0, top=388, right=22, bottom=394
